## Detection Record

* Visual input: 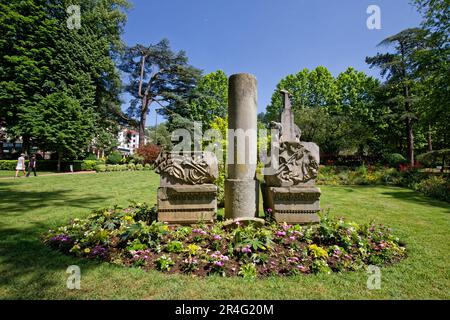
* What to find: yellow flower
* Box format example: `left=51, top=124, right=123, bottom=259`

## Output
left=84, top=248, right=91, bottom=253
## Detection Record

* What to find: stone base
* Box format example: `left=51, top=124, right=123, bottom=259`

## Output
left=157, top=184, right=217, bottom=224
left=224, top=179, right=259, bottom=219
left=261, top=184, right=321, bottom=224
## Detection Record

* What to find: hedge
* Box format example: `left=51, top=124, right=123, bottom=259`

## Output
left=0, top=160, right=103, bottom=171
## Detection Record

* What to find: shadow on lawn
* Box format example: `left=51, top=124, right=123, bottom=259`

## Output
left=380, top=188, right=450, bottom=212
left=0, top=184, right=108, bottom=214
left=0, top=223, right=102, bottom=299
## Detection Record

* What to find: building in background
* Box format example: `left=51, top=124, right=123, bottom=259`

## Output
left=117, top=128, right=144, bottom=155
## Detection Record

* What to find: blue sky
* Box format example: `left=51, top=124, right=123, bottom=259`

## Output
left=121, top=0, right=422, bottom=125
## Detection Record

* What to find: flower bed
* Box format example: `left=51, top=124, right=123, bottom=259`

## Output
left=43, top=204, right=406, bottom=278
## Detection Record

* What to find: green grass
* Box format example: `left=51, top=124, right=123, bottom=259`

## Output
left=0, top=170, right=59, bottom=178
left=0, top=171, right=449, bottom=299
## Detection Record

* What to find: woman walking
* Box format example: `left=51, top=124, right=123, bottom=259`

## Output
left=15, top=153, right=26, bottom=178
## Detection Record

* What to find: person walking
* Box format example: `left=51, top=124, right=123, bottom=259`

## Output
left=27, top=154, right=37, bottom=177
left=15, top=153, right=26, bottom=178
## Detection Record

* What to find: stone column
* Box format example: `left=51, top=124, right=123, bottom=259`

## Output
left=225, top=73, right=259, bottom=219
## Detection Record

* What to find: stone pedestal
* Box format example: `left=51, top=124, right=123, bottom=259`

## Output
left=157, top=185, right=217, bottom=224
left=261, top=184, right=321, bottom=224
left=155, top=151, right=219, bottom=225
left=261, top=89, right=321, bottom=224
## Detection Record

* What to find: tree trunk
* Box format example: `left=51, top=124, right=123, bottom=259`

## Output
left=403, top=83, right=414, bottom=167
left=22, top=135, right=30, bottom=156
left=57, top=152, right=62, bottom=172
left=139, top=95, right=150, bottom=149
left=406, top=118, right=414, bottom=167
left=427, top=124, right=433, bottom=152
left=139, top=110, right=147, bottom=148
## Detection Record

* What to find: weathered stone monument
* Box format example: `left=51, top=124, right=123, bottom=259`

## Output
left=225, top=73, right=260, bottom=221
left=261, top=90, right=321, bottom=223
left=155, top=151, right=218, bottom=224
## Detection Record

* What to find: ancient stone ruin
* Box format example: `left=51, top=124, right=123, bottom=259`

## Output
left=155, top=151, right=218, bottom=224
left=261, top=90, right=321, bottom=223
left=155, top=73, right=321, bottom=225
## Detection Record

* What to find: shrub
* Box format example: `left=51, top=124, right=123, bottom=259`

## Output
left=107, top=151, right=122, bottom=164
left=136, top=164, right=144, bottom=171
left=144, top=163, right=152, bottom=170
left=136, top=144, right=161, bottom=164
left=81, top=160, right=98, bottom=171
left=84, top=153, right=98, bottom=161
left=415, top=176, right=450, bottom=202
left=95, top=164, right=106, bottom=172
left=128, top=163, right=136, bottom=171
left=383, top=153, right=407, bottom=167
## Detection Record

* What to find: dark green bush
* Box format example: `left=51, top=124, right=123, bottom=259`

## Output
left=383, top=153, right=407, bottom=167
left=106, top=151, right=123, bottom=164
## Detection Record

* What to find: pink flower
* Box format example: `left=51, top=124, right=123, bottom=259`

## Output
left=275, top=231, right=286, bottom=237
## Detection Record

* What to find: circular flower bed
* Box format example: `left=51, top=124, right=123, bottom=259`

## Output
left=44, top=203, right=406, bottom=278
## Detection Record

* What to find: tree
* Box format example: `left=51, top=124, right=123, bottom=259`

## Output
left=187, top=70, right=228, bottom=129
left=0, top=0, right=130, bottom=155
left=27, top=92, right=95, bottom=171
left=120, top=39, right=201, bottom=148
left=266, top=66, right=381, bottom=157
left=146, top=123, right=172, bottom=149
left=366, top=28, right=428, bottom=166
left=265, top=67, right=338, bottom=121
left=412, top=0, right=450, bottom=151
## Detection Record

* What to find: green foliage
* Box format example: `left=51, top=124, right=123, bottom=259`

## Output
left=383, top=153, right=407, bottom=167
left=165, top=241, right=184, bottom=253
left=44, top=203, right=406, bottom=277
left=155, top=255, right=174, bottom=272
left=415, top=176, right=449, bottom=202
left=417, top=149, right=450, bottom=168
left=107, top=151, right=123, bottom=164
left=0, top=0, right=130, bottom=154
left=119, top=39, right=201, bottom=141
left=81, top=160, right=99, bottom=171
left=187, top=70, right=228, bottom=129
left=265, top=67, right=381, bottom=156
left=238, top=263, right=258, bottom=279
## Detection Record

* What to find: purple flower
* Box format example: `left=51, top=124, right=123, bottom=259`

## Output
left=241, top=246, right=252, bottom=253
left=213, top=261, right=224, bottom=267
left=50, top=234, right=72, bottom=243
left=296, top=265, right=307, bottom=272
left=192, top=229, right=207, bottom=235
left=282, top=224, right=291, bottom=231
left=275, top=231, right=286, bottom=237
left=287, top=257, right=299, bottom=263
left=212, top=234, right=222, bottom=241
left=289, top=236, right=296, bottom=241
left=267, top=208, right=273, bottom=213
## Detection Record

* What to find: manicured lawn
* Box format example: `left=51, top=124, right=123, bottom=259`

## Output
left=0, top=170, right=59, bottom=178
left=0, top=171, right=449, bottom=299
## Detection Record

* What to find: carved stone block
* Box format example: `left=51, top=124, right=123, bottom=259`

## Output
left=157, top=185, right=217, bottom=224
left=261, top=184, right=321, bottom=224
left=155, top=151, right=219, bottom=224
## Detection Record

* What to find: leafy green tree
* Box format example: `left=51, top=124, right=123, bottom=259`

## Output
left=412, top=0, right=450, bottom=151
left=267, top=66, right=380, bottom=157
left=0, top=0, right=130, bottom=155
left=120, top=39, right=201, bottom=148
left=366, top=28, right=428, bottom=166
left=266, top=67, right=338, bottom=121
left=188, top=70, right=228, bottom=129
left=146, top=123, right=172, bottom=149
left=27, top=92, right=95, bottom=171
